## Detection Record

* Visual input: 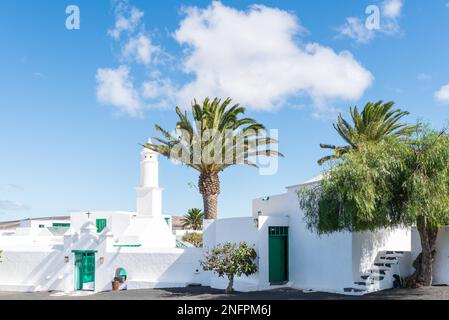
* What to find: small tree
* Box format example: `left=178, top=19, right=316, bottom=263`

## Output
left=182, top=232, right=203, bottom=247
left=181, top=208, right=204, bottom=230
left=201, top=242, right=258, bottom=293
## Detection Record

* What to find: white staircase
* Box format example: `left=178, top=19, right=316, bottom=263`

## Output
left=344, top=251, right=407, bottom=295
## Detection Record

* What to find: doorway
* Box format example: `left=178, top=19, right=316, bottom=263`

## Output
left=268, top=226, right=289, bottom=284
left=73, top=251, right=96, bottom=291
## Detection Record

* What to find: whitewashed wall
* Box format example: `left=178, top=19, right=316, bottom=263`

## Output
left=203, top=218, right=261, bottom=291
left=96, top=247, right=205, bottom=291
left=253, top=189, right=354, bottom=293
left=0, top=231, right=205, bottom=293
left=352, top=229, right=412, bottom=281
left=0, top=245, right=68, bottom=292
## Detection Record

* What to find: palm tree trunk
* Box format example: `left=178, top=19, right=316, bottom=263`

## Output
left=199, top=172, right=220, bottom=220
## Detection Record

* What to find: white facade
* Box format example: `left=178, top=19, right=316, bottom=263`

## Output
left=0, top=140, right=414, bottom=295
left=203, top=177, right=412, bottom=295
left=0, top=143, right=198, bottom=293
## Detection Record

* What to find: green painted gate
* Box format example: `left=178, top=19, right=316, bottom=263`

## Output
left=73, top=251, right=96, bottom=291
left=268, top=226, right=288, bottom=284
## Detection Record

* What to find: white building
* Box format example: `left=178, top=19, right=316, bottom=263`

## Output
left=203, top=176, right=413, bottom=295
left=0, top=141, right=414, bottom=295
left=0, top=141, right=205, bottom=293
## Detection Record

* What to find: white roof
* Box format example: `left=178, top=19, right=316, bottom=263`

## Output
left=285, top=174, right=323, bottom=191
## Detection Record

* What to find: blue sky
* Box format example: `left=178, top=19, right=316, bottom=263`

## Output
left=0, top=0, right=448, bottom=221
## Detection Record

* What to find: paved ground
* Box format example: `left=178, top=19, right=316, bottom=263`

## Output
left=0, top=285, right=448, bottom=300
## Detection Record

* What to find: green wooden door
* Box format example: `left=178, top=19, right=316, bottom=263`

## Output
left=74, top=253, right=83, bottom=290
left=74, top=252, right=95, bottom=290
left=268, top=226, right=288, bottom=283
left=82, top=254, right=95, bottom=283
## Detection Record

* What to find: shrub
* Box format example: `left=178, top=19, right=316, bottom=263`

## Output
left=201, top=242, right=257, bottom=293
left=182, top=232, right=203, bottom=248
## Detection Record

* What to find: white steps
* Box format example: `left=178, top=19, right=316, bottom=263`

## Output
left=344, top=251, right=406, bottom=295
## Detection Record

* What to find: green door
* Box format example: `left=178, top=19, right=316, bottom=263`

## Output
left=268, top=226, right=288, bottom=283
left=82, top=254, right=95, bottom=284
left=73, top=251, right=95, bottom=291
left=74, top=253, right=84, bottom=290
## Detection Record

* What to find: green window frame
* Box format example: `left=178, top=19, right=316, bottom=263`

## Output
left=52, top=223, right=70, bottom=228
left=113, top=244, right=141, bottom=248
left=269, top=226, right=288, bottom=236
left=96, top=219, right=107, bottom=233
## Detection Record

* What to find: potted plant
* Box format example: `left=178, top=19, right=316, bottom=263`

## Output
left=112, top=277, right=120, bottom=291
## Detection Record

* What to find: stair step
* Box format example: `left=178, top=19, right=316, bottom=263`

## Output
left=354, top=281, right=373, bottom=286
left=379, top=256, right=398, bottom=261
left=344, top=287, right=366, bottom=293
left=370, top=269, right=387, bottom=275
left=374, top=263, right=392, bottom=268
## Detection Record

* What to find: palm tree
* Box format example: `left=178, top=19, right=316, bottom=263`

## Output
left=145, top=97, right=283, bottom=219
left=318, top=101, right=416, bottom=165
left=181, top=208, right=204, bottom=230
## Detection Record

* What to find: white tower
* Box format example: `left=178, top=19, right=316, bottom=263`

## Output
left=136, top=139, right=162, bottom=216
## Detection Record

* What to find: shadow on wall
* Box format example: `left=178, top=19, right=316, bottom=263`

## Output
left=353, top=229, right=411, bottom=280
left=97, top=247, right=206, bottom=291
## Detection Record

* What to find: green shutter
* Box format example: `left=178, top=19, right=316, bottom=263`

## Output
left=96, top=219, right=107, bottom=233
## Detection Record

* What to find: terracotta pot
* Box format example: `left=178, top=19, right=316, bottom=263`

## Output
left=112, top=280, right=120, bottom=291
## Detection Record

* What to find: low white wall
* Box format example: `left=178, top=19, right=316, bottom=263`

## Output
left=203, top=218, right=260, bottom=291
left=0, top=246, right=69, bottom=292
left=95, top=247, right=205, bottom=292
left=352, top=228, right=412, bottom=281
left=411, top=227, right=449, bottom=285
left=0, top=240, right=206, bottom=293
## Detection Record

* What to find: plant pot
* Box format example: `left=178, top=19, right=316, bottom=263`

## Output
left=112, top=280, right=120, bottom=291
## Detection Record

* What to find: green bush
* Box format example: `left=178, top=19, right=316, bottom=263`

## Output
left=182, top=232, right=203, bottom=248
left=201, top=242, right=258, bottom=293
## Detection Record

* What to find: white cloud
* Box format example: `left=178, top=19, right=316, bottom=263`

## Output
left=122, top=33, right=159, bottom=65
left=96, top=66, right=141, bottom=116
left=337, top=17, right=375, bottom=44
left=142, top=79, right=178, bottom=109
left=435, top=84, right=449, bottom=104
left=0, top=200, right=30, bottom=211
left=108, top=4, right=144, bottom=40
left=168, top=2, right=373, bottom=112
left=99, top=2, right=373, bottom=116
left=338, top=0, right=403, bottom=43
left=417, top=73, right=431, bottom=81
left=383, top=0, right=403, bottom=19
